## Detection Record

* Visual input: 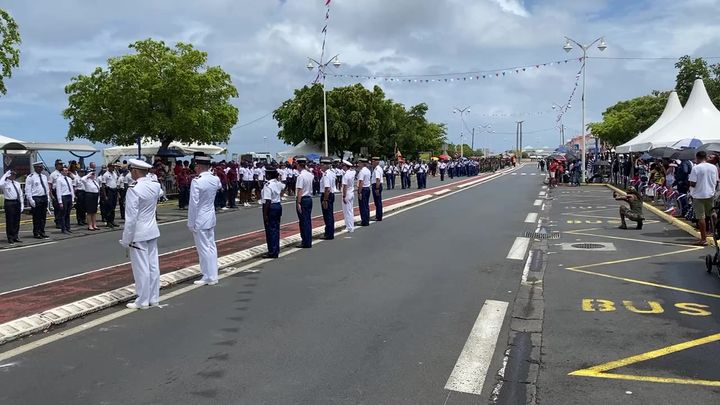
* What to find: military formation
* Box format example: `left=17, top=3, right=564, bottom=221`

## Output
left=2, top=153, right=508, bottom=309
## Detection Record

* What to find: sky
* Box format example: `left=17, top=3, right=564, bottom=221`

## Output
left=2, top=0, right=720, bottom=163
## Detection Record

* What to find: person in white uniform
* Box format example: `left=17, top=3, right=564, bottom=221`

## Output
left=25, top=161, right=50, bottom=239
left=341, top=160, right=356, bottom=233
left=1, top=169, right=24, bottom=244
left=120, top=159, right=162, bottom=310
left=188, top=155, right=222, bottom=285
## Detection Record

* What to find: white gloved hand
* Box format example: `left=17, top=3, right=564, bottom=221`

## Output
left=119, top=239, right=129, bottom=248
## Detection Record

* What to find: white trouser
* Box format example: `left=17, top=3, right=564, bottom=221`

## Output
left=193, top=228, right=218, bottom=282
left=343, top=192, right=355, bottom=231
left=129, top=238, right=160, bottom=306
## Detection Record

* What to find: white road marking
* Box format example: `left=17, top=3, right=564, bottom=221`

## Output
left=511, top=173, right=518, bottom=175
left=0, top=241, right=58, bottom=253
left=506, top=237, right=530, bottom=260
left=521, top=250, right=535, bottom=284
left=538, top=191, right=546, bottom=196
left=533, top=199, right=542, bottom=206
left=541, top=185, right=548, bottom=190
left=530, top=173, right=537, bottom=176
left=524, top=213, right=538, bottom=223
left=521, top=173, right=527, bottom=176
left=433, top=189, right=452, bottom=196
left=445, top=300, right=509, bottom=395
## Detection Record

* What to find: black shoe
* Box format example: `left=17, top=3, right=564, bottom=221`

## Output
left=41, top=234, right=50, bottom=239
left=34, top=235, right=43, bottom=240
left=13, top=238, right=21, bottom=243
left=636, top=220, right=643, bottom=230
left=261, top=253, right=278, bottom=259
left=66, top=229, right=72, bottom=234
left=8, top=240, right=15, bottom=245
left=618, top=224, right=628, bottom=230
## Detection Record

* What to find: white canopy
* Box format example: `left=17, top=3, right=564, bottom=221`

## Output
left=645, top=79, right=720, bottom=148
left=615, top=91, right=682, bottom=153
left=103, top=140, right=226, bottom=164
left=276, top=141, right=324, bottom=160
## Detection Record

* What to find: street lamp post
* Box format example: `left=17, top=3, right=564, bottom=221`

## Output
left=563, top=35, right=607, bottom=183
left=453, top=106, right=471, bottom=158
left=472, top=124, right=494, bottom=156
left=306, top=54, right=341, bottom=157
left=551, top=101, right=570, bottom=146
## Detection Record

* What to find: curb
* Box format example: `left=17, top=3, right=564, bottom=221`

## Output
left=604, top=183, right=707, bottom=243
left=0, top=168, right=514, bottom=345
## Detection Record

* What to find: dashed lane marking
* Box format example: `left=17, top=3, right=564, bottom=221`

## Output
left=524, top=213, right=538, bottom=223
left=569, top=333, right=720, bottom=387
left=506, top=237, right=530, bottom=260
left=533, top=199, right=542, bottom=206
left=445, top=300, right=509, bottom=395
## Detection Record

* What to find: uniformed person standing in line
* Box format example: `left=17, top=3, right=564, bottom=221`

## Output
left=101, top=162, right=119, bottom=228
left=188, top=155, right=222, bottom=286
left=341, top=160, right=356, bottom=233
left=357, top=158, right=372, bottom=226
left=371, top=157, right=384, bottom=221
left=295, top=156, right=314, bottom=248
left=261, top=167, right=285, bottom=258
left=55, top=167, right=76, bottom=234
left=120, top=159, right=162, bottom=310
left=71, top=165, right=87, bottom=226
left=439, top=160, right=447, bottom=181
left=320, top=157, right=336, bottom=240
left=0, top=169, right=23, bottom=244
left=25, top=161, right=50, bottom=239
left=48, top=159, right=63, bottom=228
left=117, top=164, right=129, bottom=220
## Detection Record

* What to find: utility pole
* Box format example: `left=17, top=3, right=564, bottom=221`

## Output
left=560, top=124, right=565, bottom=145
left=471, top=128, right=475, bottom=151
left=519, top=121, right=524, bottom=159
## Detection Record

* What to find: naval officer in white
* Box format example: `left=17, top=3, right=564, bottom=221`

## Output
left=188, top=155, right=222, bottom=285
left=120, top=159, right=163, bottom=310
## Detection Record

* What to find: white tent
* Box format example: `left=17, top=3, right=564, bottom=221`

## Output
left=103, top=140, right=226, bottom=163
left=615, top=91, right=682, bottom=153
left=644, top=79, right=720, bottom=148
left=276, top=141, right=324, bottom=160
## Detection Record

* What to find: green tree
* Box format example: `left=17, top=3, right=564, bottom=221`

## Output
left=64, top=39, right=239, bottom=149
left=0, top=8, right=21, bottom=96
left=588, top=92, right=669, bottom=146
left=273, top=83, right=446, bottom=159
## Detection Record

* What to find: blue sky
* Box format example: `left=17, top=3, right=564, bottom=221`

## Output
left=2, top=0, right=720, bottom=164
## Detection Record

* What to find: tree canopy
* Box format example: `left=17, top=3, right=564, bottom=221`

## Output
left=0, top=8, right=21, bottom=96
left=63, top=39, right=239, bottom=149
left=273, top=83, right=446, bottom=159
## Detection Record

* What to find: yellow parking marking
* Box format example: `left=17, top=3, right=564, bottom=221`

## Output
left=570, top=247, right=702, bottom=270
left=564, top=231, right=699, bottom=248
left=565, top=267, right=720, bottom=300
left=569, top=333, right=720, bottom=387
left=581, top=299, right=712, bottom=316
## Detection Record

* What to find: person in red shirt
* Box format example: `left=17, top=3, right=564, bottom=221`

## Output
left=177, top=160, right=191, bottom=209
left=226, top=162, right=239, bottom=208
left=548, top=159, right=558, bottom=188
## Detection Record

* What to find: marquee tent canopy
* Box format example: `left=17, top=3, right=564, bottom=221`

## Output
left=644, top=79, right=720, bottom=149
left=615, top=91, right=682, bottom=153
left=103, top=140, right=226, bottom=163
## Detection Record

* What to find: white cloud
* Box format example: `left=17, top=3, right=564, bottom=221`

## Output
left=489, top=0, right=530, bottom=17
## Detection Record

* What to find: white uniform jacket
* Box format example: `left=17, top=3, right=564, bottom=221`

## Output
left=121, top=177, right=161, bottom=246
left=188, top=170, right=222, bottom=231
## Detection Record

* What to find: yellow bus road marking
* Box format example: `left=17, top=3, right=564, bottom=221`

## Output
left=565, top=267, right=720, bottom=300
left=569, top=333, right=720, bottom=387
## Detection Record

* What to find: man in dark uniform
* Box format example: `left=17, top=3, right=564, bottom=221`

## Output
left=1, top=169, right=23, bottom=244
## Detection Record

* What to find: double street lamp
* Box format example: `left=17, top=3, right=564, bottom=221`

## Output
left=472, top=124, right=494, bottom=156
left=551, top=101, right=571, bottom=146
left=306, top=54, right=342, bottom=157
left=453, top=106, right=471, bottom=158
left=563, top=35, right=607, bottom=183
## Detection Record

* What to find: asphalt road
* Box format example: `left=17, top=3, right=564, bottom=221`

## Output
left=0, top=165, right=544, bottom=404
left=539, top=186, right=720, bottom=404
left=0, top=174, right=476, bottom=294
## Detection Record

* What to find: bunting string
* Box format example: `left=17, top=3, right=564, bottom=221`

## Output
left=329, top=57, right=583, bottom=84
left=315, top=0, right=332, bottom=83
left=555, top=58, right=584, bottom=123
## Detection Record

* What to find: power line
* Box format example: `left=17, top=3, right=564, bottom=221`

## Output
left=232, top=111, right=273, bottom=130
left=588, top=56, right=720, bottom=61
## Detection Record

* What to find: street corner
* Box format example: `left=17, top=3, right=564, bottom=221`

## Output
left=538, top=185, right=720, bottom=403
